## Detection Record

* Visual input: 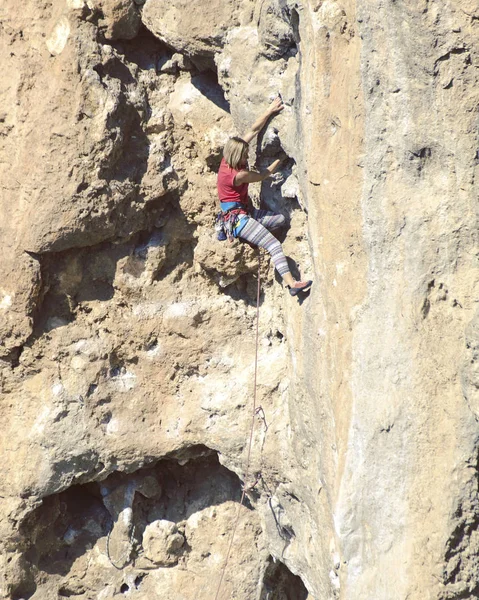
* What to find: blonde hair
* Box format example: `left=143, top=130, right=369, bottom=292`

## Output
left=223, top=137, right=249, bottom=170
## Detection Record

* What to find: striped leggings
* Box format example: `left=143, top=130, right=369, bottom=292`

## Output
left=238, top=209, right=290, bottom=277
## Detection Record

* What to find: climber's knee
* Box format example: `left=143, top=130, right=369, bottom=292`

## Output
left=268, top=238, right=283, bottom=256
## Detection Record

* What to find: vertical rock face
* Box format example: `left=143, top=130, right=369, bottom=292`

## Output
left=0, top=1, right=478, bottom=599
left=337, top=2, right=479, bottom=598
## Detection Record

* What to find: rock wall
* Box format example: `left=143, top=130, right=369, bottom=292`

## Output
left=0, top=0, right=478, bottom=599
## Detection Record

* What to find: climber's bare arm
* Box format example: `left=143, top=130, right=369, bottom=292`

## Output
left=242, top=97, right=284, bottom=144
left=234, top=158, right=283, bottom=185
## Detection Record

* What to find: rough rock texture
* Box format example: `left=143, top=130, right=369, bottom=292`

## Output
left=0, top=0, right=478, bottom=599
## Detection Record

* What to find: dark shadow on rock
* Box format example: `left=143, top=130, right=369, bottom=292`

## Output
left=259, top=159, right=298, bottom=219
left=189, top=54, right=217, bottom=73
left=17, top=446, right=248, bottom=590
left=100, top=100, right=151, bottom=185
left=94, top=58, right=136, bottom=87
left=221, top=269, right=268, bottom=309
left=255, top=113, right=281, bottom=161
left=295, top=286, right=312, bottom=306
left=20, top=484, right=112, bottom=578
left=32, top=242, right=131, bottom=338
left=290, top=8, right=301, bottom=47
left=109, top=24, right=170, bottom=71
left=151, top=202, right=196, bottom=282
left=191, top=72, right=230, bottom=113
left=144, top=451, right=248, bottom=524
left=30, top=196, right=196, bottom=340
left=94, top=31, right=163, bottom=188
left=259, top=556, right=309, bottom=600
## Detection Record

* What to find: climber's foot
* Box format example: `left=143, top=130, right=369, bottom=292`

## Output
left=288, top=280, right=313, bottom=296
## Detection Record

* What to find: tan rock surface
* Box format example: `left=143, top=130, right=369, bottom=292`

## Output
left=1, top=0, right=478, bottom=599
left=142, top=0, right=247, bottom=66
left=95, top=0, right=141, bottom=41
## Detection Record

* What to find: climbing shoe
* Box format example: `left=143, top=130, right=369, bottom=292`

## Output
left=289, top=280, right=313, bottom=296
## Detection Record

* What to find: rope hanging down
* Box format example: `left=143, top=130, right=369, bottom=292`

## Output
left=213, top=254, right=262, bottom=600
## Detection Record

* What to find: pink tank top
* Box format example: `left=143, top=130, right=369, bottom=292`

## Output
left=217, top=158, right=248, bottom=208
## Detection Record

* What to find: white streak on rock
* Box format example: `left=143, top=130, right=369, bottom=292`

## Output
left=106, top=418, right=119, bottom=435
left=164, top=302, right=190, bottom=318
left=133, top=302, right=164, bottom=319
left=112, top=371, right=136, bottom=392
left=121, top=507, right=133, bottom=526
left=0, top=294, right=12, bottom=309
left=67, top=0, right=85, bottom=8
left=52, top=382, right=64, bottom=396
left=146, top=343, right=162, bottom=358
left=46, top=17, right=71, bottom=56
left=31, top=406, right=51, bottom=436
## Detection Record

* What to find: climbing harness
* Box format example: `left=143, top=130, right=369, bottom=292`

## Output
left=213, top=253, right=262, bottom=600
left=215, top=208, right=248, bottom=242
left=215, top=212, right=227, bottom=241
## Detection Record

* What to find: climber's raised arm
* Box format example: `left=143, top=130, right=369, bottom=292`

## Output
left=242, top=97, right=284, bottom=144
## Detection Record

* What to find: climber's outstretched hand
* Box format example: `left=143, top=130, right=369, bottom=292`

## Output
left=243, top=96, right=285, bottom=143
left=268, top=96, right=284, bottom=115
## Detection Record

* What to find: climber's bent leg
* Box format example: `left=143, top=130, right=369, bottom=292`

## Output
left=238, top=217, right=290, bottom=277
left=250, top=208, right=286, bottom=231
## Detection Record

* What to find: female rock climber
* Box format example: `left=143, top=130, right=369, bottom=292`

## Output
left=217, top=97, right=312, bottom=296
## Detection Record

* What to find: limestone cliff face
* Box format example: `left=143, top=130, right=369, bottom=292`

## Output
left=0, top=0, right=478, bottom=599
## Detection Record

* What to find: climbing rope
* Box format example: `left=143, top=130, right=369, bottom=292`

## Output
left=213, top=254, right=262, bottom=600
